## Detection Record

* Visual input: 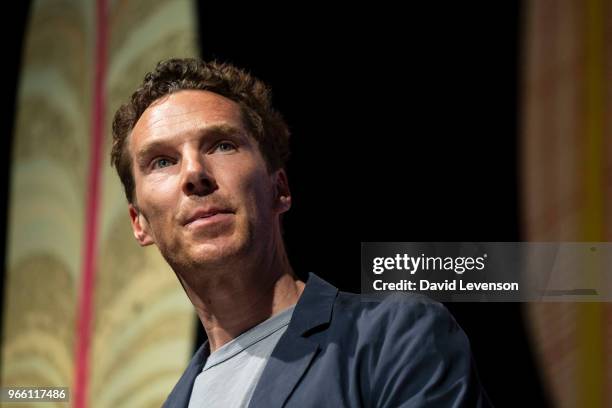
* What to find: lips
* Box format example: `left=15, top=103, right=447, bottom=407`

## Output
left=183, top=208, right=233, bottom=226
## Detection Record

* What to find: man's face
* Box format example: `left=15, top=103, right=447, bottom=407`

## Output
left=127, top=90, right=290, bottom=272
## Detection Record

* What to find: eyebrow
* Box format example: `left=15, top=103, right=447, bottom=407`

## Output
left=134, top=124, right=248, bottom=167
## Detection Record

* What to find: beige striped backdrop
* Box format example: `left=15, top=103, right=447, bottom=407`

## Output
left=1, top=0, right=199, bottom=407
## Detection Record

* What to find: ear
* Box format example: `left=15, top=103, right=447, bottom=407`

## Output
left=273, top=169, right=292, bottom=214
left=128, top=204, right=155, bottom=246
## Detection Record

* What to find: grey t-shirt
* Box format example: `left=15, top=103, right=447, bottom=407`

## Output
left=187, top=305, right=295, bottom=408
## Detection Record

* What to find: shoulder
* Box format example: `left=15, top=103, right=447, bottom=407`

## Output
left=329, top=291, right=490, bottom=407
left=326, top=290, right=472, bottom=374
left=334, top=290, right=461, bottom=341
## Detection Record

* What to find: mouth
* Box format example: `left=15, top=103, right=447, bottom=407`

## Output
left=183, top=208, right=234, bottom=227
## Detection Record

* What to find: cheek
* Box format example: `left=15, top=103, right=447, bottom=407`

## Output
left=137, top=175, right=180, bottom=220
left=248, top=179, right=276, bottom=222
left=226, top=166, right=274, bottom=214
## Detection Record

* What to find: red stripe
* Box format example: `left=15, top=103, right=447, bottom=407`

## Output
left=73, top=0, right=107, bottom=406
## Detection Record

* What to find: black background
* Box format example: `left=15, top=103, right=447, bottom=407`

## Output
left=196, top=2, right=551, bottom=406
left=1, top=1, right=552, bottom=406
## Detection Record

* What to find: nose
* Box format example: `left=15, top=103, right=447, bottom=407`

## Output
left=180, top=149, right=217, bottom=197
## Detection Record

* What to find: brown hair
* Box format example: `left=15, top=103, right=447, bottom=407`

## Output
left=111, top=58, right=290, bottom=203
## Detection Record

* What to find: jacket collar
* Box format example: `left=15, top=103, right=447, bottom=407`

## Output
left=164, top=272, right=338, bottom=407
left=247, top=272, right=338, bottom=407
left=287, top=272, right=338, bottom=336
left=163, top=342, right=208, bottom=407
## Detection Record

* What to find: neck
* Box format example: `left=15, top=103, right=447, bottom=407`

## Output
left=175, top=239, right=305, bottom=353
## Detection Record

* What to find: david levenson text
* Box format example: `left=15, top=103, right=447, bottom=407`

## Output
left=372, top=279, right=519, bottom=291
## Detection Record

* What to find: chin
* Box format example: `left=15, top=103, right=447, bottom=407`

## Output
left=186, top=236, right=249, bottom=267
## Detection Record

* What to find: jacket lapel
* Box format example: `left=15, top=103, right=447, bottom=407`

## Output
left=248, top=273, right=338, bottom=407
left=247, top=334, right=320, bottom=407
left=163, top=342, right=208, bottom=408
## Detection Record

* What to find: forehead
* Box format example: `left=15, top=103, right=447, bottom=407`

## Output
left=129, top=90, right=246, bottom=148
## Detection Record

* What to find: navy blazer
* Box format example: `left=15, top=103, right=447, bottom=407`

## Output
left=163, top=273, right=491, bottom=407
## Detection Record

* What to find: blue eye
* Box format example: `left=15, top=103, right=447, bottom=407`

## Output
left=215, top=142, right=237, bottom=153
left=152, top=157, right=173, bottom=169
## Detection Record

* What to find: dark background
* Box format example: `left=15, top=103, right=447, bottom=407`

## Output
left=1, top=1, right=552, bottom=406
left=196, top=2, right=550, bottom=407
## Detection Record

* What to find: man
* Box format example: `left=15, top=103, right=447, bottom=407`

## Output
left=111, top=58, right=491, bottom=407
